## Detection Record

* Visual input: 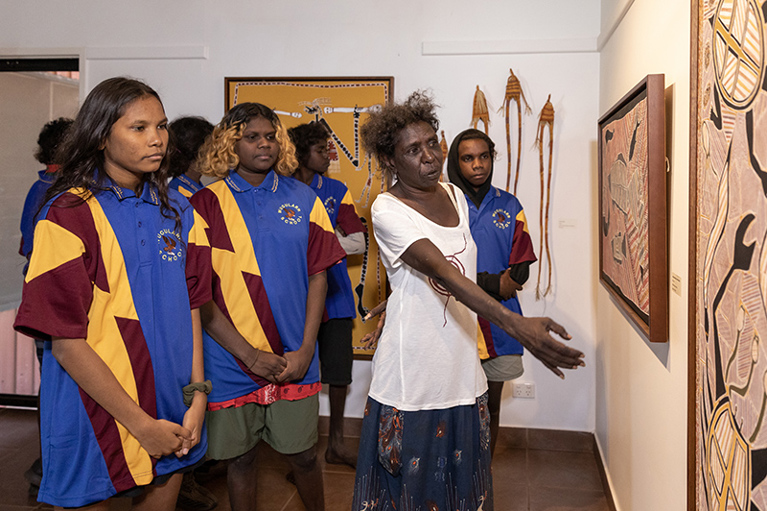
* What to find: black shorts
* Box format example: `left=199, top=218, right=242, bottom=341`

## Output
left=317, top=318, right=353, bottom=385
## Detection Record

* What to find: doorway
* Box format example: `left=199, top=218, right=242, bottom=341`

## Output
left=0, top=58, right=79, bottom=407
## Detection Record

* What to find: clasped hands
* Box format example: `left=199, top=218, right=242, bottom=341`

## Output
left=134, top=395, right=205, bottom=461
left=247, top=347, right=312, bottom=384
left=147, top=346, right=314, bottom=459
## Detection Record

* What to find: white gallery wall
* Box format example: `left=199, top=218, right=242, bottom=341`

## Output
left=1, top=1, right=600, bottom=432
left=598, top=0, right=690, bottom=509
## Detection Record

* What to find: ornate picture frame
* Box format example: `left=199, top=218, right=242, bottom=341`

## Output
left=224, top=76, right=393, bottom=358
left=598, top=74, right=668, bottom=343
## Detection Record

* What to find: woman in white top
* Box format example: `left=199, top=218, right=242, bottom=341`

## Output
left=352, top=92, right=584, bottom=511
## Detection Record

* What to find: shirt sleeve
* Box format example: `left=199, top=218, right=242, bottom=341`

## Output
left=509, top=207, right=537, bottom=266
left=307, top=195, right=346, bottom=276
left=476, top=271, right=503, bottom=299
left=336, top=189, right=366, bottom=235
left=14, top=195, right=96, bottom=340
left=336, top=229, right=365, bottom=255
left=507, top=262, right=531, bottom=286
left=186, top=209, right=213, bottom=309
left=371, top=194, right=428, bottom=270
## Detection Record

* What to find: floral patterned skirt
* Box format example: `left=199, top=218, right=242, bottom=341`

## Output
left=353, top=393, right=493, bottom=511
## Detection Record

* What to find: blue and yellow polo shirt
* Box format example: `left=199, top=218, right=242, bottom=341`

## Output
left=469, top=186, right=536, bottom=359
left=190, top=170, right=345, bottom=407
left=304, top=173, right=366, bottom=321
left=14, top=179, right=211, bottom=507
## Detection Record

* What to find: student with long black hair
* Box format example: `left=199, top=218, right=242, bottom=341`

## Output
left=14, top=77, right=211, bottom=510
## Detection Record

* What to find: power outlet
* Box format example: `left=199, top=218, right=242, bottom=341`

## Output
left=512, top=382, right=535, bottom=399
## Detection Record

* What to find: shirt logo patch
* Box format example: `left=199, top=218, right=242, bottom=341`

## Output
left=158, top=229, right=183, bottom=262
left=323, top=196, right=337, bottom=216
left=278, top=203, right=303, bottom=225
left=492, top=209, right=512, bottom=230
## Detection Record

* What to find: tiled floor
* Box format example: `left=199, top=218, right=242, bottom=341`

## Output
left=0, top=407, right=611, bottom=510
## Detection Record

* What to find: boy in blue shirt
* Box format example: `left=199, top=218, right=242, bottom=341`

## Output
left=289, top=122, right=366, bottom=467
left=448, top=128, right=537, bottom=456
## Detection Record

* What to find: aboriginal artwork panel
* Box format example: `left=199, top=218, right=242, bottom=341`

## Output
left=693, top=0, right=767, bottom=509
left=600, top=94, right=650, bottom=324
left=226, top=77, right=391, bottom=356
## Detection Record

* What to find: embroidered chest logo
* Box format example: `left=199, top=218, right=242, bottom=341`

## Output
left=323, top=196, right=337, bottom=216
left=278, top=203, right=303, bottom=225
left=492, top=208, right=512, bottom=230
left=157, top=229, right=184, bottom=262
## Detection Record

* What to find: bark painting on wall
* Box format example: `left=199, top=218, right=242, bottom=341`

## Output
left=691, top=0, right=767, bottom=508
left=598, top=75, right=667, bottom=343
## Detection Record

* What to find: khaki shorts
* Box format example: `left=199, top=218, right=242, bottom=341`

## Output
left=205, top=394, right=319, bottom=460
left=481, top=354, right=524, bottom=382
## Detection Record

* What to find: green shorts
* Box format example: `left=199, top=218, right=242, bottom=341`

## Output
left=481, top=354, right=524, bottom=382
left=205, top=394, right=319, bottom=460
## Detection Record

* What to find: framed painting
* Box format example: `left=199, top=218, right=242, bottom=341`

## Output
left=224, top=76, right=393, bottom=358
left=689, top=0, right=767, bottom=508
left=598, top=74, right=668, bottom=343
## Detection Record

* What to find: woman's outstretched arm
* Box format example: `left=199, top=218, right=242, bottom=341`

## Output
left=400, top=238, right=585, bottom=378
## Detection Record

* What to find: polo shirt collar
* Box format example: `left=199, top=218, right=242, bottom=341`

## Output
left=175, top=174, right=203, bottom=192
left=477, top=186, right=501, bottom=210
left=38, top=169, right=56, bottom=183
left=226, top=169, right=279, bottom=193
left=98, top=171, right=160, bottom=205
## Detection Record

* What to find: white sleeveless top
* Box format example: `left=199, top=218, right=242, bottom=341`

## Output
left=369, top=182, right=488, bottom=411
